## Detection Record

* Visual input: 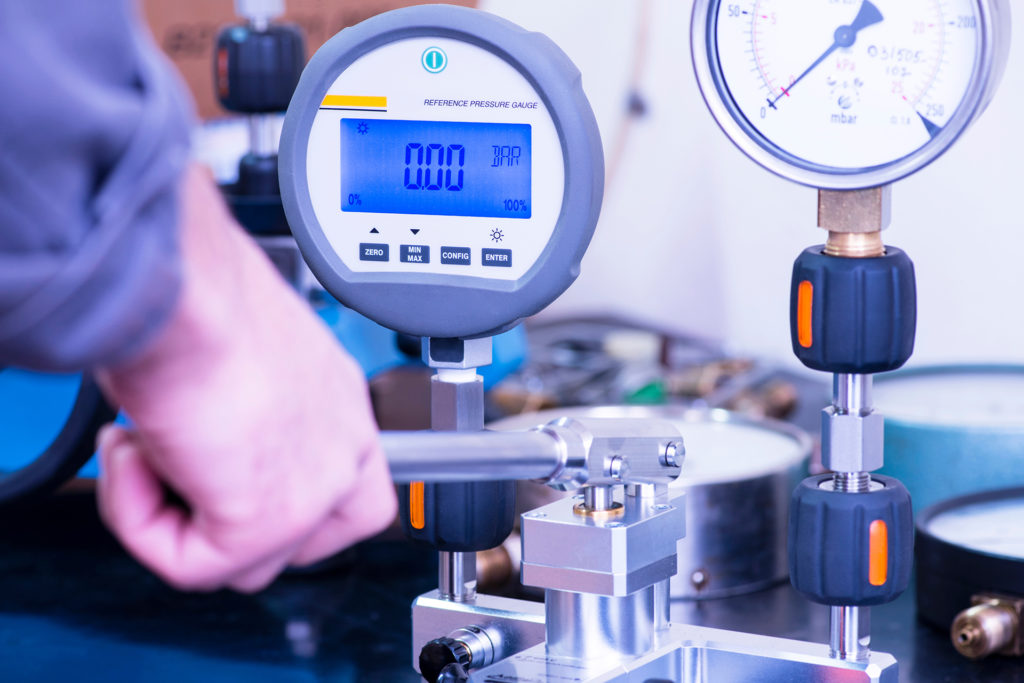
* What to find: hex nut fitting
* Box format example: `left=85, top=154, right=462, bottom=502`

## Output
left=821, top=406, right=884, bottom=473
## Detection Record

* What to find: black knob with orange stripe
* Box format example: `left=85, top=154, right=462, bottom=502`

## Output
left=399, top=481, right=516, bottom=552
left=788, top=474, right=913, bottom=606
left=789, top=247, right=916, bottom=374
left=215, top=24, right=305, bottom=114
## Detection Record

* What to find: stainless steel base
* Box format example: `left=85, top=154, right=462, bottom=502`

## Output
left=468, top=622, right=898, bottom=682
left=414, top=594, right=898, bottom=682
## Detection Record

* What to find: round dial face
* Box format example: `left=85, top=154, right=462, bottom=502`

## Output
left=927, top=496, right=1024, bottom=560
left=705, top=0, right=985, bottom=182
left=279, top=5, right=604, bottom=339
left=305, top=37, right=565, bottom=283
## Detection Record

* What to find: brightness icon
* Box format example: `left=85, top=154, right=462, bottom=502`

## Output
left=490, top=229, right=504, bottom=243
left=357, top=122, right=369, bottom=135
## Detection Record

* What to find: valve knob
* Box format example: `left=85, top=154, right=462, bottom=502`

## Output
left=788, top=474, right=913, bottom=606
left=790, top=246, right=916, bottom=374
left=419, top=637, right=471, bottom=683
left=215, top=24, right=304, bottom=113
left=400, top=481, right=516, bottom=552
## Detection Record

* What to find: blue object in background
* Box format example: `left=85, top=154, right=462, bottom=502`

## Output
left=877, top=364, right=1024, bottom=512
left=0, top=299, right=527, bottom=479
left=0, top=371, right=81, bottom=472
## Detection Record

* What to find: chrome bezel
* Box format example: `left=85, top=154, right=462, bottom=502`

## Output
left=690, top=0, right=1010, bottom=189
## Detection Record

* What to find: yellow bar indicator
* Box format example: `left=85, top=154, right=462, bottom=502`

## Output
left=320, top=95, right=388, bottom=109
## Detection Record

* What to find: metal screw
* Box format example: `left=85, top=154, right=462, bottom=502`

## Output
left=691, top=569, right=709, bottom=591
left=661, top=441, right=684, bottom=468
left=608, top=456, right=626, bottom=481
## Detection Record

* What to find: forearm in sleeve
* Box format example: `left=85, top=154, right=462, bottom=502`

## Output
left=0, top=1, right=194, bottom=371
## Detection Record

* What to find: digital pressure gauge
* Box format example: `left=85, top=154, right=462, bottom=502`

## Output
left=280, top=5, right=603, bottom=339
left=691, top=0, right=1010, bottom=188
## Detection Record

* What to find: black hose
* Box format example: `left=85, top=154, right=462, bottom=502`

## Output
left=0, top=375, right=117, bottom=506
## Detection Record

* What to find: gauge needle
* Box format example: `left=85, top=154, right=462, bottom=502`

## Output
left=917, top=112, right=942, bottom=138
left=767, top=0, right=884, bottom=109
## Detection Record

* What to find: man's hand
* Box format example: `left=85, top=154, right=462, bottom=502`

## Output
left=95, top=164, right=397, bottom=592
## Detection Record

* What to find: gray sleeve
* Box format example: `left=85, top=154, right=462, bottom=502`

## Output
left=0, top=1, right=194, bottom=371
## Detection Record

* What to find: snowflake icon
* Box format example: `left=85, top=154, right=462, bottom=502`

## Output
left=490, top=229, right=504, bottom=243
left=356, top=122, right=370, bottom=135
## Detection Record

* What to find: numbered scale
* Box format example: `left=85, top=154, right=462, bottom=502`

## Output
left=693, top=0, right=1010, bottom=188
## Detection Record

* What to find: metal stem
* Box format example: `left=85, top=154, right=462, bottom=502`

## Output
left=833, top=373, right=872, bottom=416
left=830, top=372, right=873, bottom=660
left=429, top=359, right=487, bottom=604
left=830, top=605, right=871, bottom=661
left=248, top=114, right=276, bottom=157
left=582, top=485, right=613, bottom=511
left=439, top=551, right=477, bottom=603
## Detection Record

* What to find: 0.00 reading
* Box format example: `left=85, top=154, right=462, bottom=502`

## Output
left=339, top=119, right=531, bottom=219
left=404, top=143, right=465, bottom=191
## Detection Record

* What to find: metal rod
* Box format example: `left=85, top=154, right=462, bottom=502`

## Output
left=248, top=114, right=276, bottom=157
left=439, top=551, right=477, bottom=603
left=830, top=605, right=870, bottom=661
left=380, top=430, right=563, bottom=483
left=582, top=485, right=613, bottom=511
left=830, top=372, right=874, bottom=660
left=833, top=373, right=872, bottom=416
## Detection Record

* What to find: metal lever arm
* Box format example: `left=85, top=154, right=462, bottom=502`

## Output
left=381, top=417, right=684, bottom=489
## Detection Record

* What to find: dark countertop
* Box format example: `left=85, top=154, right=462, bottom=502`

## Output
left=1, top=491, right=1022, bottom=682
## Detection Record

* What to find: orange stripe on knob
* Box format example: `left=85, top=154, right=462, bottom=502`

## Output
left=869, top=519, right=888, bottom=586
left=410, top=482, right=426, bottom=530
left=797, top=280, right=814, bottom=348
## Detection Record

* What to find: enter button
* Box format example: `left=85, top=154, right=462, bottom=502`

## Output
left=482, top=248, right=512, bottom=268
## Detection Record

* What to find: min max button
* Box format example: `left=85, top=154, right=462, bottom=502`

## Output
left=482, top=249, right=512, bottom=267
left=401, top=245, right=430, bottom=264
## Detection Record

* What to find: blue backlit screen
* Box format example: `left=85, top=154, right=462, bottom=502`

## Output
left=340, top=119, right=532, bottom=219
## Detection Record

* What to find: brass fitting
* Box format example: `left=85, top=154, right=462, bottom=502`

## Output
left=572, top=501, right=625, bottom=521
left=818, top=187, right=891, bottom=258
left=952, top=594, right=1024, bottom=660
left=824, top=231, right=885, bottom=258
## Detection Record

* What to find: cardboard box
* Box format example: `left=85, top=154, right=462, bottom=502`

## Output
left=142, top=0, right=476, bottom=120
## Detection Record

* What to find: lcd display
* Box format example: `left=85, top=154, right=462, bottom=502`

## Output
left=340, top=118, right=532, bottom=219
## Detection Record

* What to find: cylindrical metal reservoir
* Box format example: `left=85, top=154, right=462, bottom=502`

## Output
left=875, top=365, right=1024, bottom=512
left=490, top=406, right=811, bottom=600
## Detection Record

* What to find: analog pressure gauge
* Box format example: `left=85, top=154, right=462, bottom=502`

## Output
left=691, top=0, right=1010, bottom=188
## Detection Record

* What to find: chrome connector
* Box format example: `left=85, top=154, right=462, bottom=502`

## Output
left=423, top=337, right=494, bottom=370
left=821, top=406, right=884, bottom=473
left=534, top=417, right=684, bottom=491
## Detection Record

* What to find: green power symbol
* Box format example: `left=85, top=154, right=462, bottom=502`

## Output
left=422, top=47, right=447, bottom=73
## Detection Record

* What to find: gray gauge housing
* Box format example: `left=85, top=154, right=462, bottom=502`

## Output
left=280, top=5, right=604, bottom=339
left=690, top=0, right=1011, bottom=189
